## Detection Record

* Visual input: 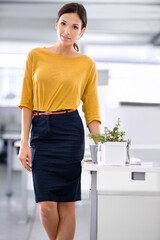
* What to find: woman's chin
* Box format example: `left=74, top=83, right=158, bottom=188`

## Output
left=60, top=40, right=72, bottom=46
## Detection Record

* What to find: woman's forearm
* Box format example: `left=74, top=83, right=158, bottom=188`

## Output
left=21, top=106, right=33, bottom=144
left=18, top=106, right=33, bottom=172
left=87, top=120, right=101, bottom=145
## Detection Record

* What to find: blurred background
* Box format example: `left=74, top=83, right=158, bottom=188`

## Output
left=0, top=0, right=160, bottom=239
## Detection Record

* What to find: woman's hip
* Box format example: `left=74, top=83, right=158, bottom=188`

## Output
left=29, top=108, right=84, bottom=145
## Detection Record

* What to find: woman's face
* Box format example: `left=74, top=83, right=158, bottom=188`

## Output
left=55, top=13, right=85, bottom=47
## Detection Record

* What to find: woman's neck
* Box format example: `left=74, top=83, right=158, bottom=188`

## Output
left=51, top=43, right=78, bottom=55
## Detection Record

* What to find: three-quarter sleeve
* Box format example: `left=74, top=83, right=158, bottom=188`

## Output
left=18, top=51, right=33, bottom=110
left=81, top=61, right=101, bottom=127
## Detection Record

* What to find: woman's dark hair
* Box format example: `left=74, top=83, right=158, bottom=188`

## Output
left=57, top=2, right=87, bottom=52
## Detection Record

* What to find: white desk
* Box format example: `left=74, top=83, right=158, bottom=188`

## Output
left=14, top=140, right=29, bottom=224
left=2, top=132, right=21, bottom=196
left=1, top=134, right=28, bottom=224
left=82, top=160, right=160, bottom=240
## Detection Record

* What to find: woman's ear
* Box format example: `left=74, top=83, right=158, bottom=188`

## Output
left=55, top=20, right=58, bottom=30
left=80, top=27, right=86, bottom=36
left=78, top=27, right=86, bottom=39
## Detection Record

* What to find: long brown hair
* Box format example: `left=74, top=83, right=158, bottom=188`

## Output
left=57, top=2, right=87, bottom=52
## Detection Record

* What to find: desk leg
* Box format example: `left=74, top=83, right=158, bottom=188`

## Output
left=90, top=171, right=97, bottom=240
left=6, top=139, right=13, bottom=196
left=18, top=167, right=28, bottom=224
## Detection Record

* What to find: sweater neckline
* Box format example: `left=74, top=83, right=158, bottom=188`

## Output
left=43, top=47, right=86, bottom=59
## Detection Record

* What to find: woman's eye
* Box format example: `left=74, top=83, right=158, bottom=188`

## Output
left=61, top=22, right=65, bottom=26
left=73, top=26, right=78, bottom=29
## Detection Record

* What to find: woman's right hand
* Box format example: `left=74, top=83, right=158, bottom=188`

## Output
left=18, top=141, right=32, bottom=172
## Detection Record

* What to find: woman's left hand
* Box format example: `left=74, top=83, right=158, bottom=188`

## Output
left=87, top=120, right=101, bottom=145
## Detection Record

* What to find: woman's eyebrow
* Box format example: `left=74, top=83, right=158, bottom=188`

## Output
left=61, top=19, right=79, bottom=26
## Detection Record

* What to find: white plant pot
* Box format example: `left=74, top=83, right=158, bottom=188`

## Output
left=98, top=142, right=127, bottom=166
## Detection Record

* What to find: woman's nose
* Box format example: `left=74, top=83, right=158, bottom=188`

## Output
left=64, top=27, right=70, bottom=35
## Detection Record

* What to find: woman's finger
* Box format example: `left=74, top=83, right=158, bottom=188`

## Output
left=27, top=151, right=32, bottom=168
left=24, top=159, right=32, bottom=172
left=20, top=157, right=31, bottom=172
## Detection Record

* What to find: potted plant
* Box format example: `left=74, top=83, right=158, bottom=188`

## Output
left=88, top=118, right=129, bottom=166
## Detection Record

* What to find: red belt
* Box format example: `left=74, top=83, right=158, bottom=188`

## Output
left=33, top=109, right=76, bottom=116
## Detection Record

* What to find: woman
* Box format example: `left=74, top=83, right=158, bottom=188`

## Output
left=18, top=2, right=101, bottom=240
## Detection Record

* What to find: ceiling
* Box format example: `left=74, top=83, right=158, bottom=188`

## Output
left=0, top=0, right=160, bottom=46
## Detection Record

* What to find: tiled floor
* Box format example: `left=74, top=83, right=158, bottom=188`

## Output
left=0, top=164, right=90, bottom=240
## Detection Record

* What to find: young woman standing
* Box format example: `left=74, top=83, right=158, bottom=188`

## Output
left=18, top=2, right=101, bottom=240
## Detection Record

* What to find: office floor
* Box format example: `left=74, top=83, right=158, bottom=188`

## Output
left=0, top=164, right=90, bottom=240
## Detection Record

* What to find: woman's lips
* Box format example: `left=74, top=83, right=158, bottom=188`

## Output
left=62, top=35, right=71, bottom=40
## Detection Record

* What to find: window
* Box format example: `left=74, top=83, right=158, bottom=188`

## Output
left=0, top=54, right=26, bottom=106
left=96, top=62, right=160, bottom=104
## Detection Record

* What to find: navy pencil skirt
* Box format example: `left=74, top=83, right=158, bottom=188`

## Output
left=29, top=109, right=85, bottom=203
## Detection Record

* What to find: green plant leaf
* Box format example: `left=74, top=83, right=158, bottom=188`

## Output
left=87, top=117, right=127, bottom=143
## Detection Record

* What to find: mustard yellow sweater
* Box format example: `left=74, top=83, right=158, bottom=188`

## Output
left=18, top=47, right=101, bottom=127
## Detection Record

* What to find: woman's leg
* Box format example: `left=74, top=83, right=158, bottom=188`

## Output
left=38, top=201, right=60, bottom=240
left=56, top=202, right=76, bottom=240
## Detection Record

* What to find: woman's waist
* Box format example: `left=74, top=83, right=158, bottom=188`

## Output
left=32, top=109, right=77, bottom=116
